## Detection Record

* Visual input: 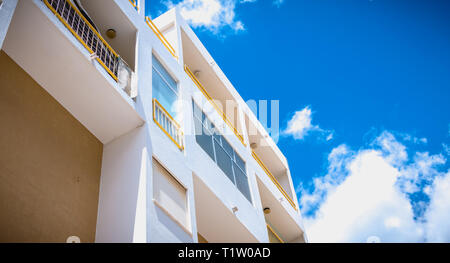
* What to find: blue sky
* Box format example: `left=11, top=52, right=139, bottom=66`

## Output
left=147, top=0, right=450, bottom=242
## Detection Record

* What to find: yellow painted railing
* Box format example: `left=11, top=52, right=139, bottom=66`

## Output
left=43, top=0, right=120, bottom=81
left=184, top=65, right=247, bottom=147
left=146, top=16, right=178, bottom=60
left=252, top=151, right=297, bottom=211
left=129, top=0, right=138, bottom=11
left=267, top=224, right=284, bottom=243
left=153, top=98, right=184, bottom=151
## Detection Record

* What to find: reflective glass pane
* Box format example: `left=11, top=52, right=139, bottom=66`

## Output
left=152, top=55, right=177, bottom=91
left=193, top=114, right=204, bottom=136
left=234, top=165, right=251, bottom=202
left=192, top=101, right=203, bottom=121
left=203, top=115, right=215, bottom=133
left=214, top=140, right=234, bottom=182
left=152, top=67, right=177, bottom=117
left=234, top=152, right=246, bottom=172
left=196, top=132, right=215, bottom=160
left=221, top=136, right=234, bottom=157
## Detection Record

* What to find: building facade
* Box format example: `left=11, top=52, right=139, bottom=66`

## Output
left=0, top=0, right=307, bottom=243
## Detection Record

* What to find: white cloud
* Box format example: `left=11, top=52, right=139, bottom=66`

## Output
left=397, top=152, right=445, bottom=194
left=283, top=106, right=333, bottom=141
left=395, top=132, right=428, bottom=145
left=425, top=171, right=450, bottom=242
left=164, top=0, right=245, bottom=33
left=300, top=131, right=449, bottom=242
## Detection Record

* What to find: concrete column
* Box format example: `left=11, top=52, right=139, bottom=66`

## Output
left=95, top=125, right=152, bottom=242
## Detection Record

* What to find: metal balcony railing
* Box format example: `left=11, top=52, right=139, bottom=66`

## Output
left=153, top=98, right=184, bottom=151
left=128, top=0, right=138, bottom=11
left=185, top=65, right=247, bottom=147
left=146, top=16, right=178, bottom=60
left=252, top=151, right=298, bottom=211
left=43, top=0, right=121, bottom=81
left=267, top=224, right=284, bottom=243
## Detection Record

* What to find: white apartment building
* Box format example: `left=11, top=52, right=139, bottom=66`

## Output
left=0, top=0, right=306, bottom=243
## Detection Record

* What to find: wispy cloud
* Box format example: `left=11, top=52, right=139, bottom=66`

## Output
left=394, top=132, right=428, bottom=145
left=283, top=106, right=334, bottom=141
left=299, top=130, right=450, bottom=242
left=163, top=0, right=246, bottom=34
left=162, top=0, right=282, bottom=35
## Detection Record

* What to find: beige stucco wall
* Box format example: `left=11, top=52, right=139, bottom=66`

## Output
left=0, top=51, right=103, bottom=242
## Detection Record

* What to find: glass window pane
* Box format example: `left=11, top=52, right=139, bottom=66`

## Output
left=195, top=116, right=215, bottom=160
left=152, top=55, right=178, bottom=118
left=193, top=114, right=204, bottom=136
left=192, top=101, right=203, bottom=121
left=221, top=136, right=234, bottom=157
left=153, top=67, right=177, bottom=117
left=196, top=133, right=215, bottom=160
left=212, top=131, right=221, bottom=143
left=234, top=152, right=246, bottom=172
left=203, top=115, right=215, bottom=133
left=234, top=165, right=252, bottom=202
left=152, top=55, right=177, bottom=91
left=214, top=140, right=234, bottom=182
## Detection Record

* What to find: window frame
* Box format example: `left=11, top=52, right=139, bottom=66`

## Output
left=151, top=54, right=180, bottom=119
left=152, top=59, right=179, bottom=97
left=152, top=157, right=192, bottom=235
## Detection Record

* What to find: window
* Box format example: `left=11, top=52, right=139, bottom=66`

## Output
left=152, top=55, right=178, bottom=118
left=153, top=159, right=189, bottom=231
left=192, top=101, right=252, bottom=202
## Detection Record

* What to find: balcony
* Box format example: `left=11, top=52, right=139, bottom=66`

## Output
left=179, top=23, right=247, bottom=148
left=45, top=0, right=136, bottom=93
left=243, top=108, right=298, bottom=211
left=252, top=150, right=297, bottom=211
left=185, top=65, right=246, bottom=147
left=153, top=98, right=184, bottom=151
left=2, top=0, right=143, bottom=143
left=256, top=176, right=305, bottom=243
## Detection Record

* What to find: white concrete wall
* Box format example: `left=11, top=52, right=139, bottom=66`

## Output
left=0, top=0, right=17, bottom=49
left=96, top=125, right=149, bottom=242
